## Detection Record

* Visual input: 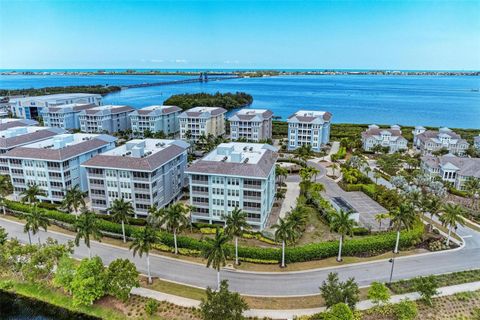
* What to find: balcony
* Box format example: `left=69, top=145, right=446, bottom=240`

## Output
left=191, top=179, right=208, bottom=185
left=192, top=200, right=209, bottom=207
left=243, top=195, right=262, bottom=202
left=244, top=206, right=261, bottom=213
left=192, top=210, right=209, bottom=217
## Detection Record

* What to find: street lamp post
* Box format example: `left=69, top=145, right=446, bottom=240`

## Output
left=389, top=256, right=396, bottom=283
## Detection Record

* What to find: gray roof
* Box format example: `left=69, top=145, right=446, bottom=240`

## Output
left=361, top=127, right=406, bottom=141
left=186, top=149, right=278, bottom=178
left=228, top=109, right=273, bottom=122
left=179, top=107, right=227, bottom=119
left=81, top=105, right=134, bottom=116
left=287, top=111, right=332, bottom=123
left=422, top=154, right=480, bottom=178
left=0, top=134, right=116, bottom=161
left=0, top=119, right=38, bottom=130
left=82, top=142, right=188, bottom=171
left=132, top=106, right=182, bottom=116
left=46, top=104, right=98, bottom=113
left=417, top=130, right=467, bottom=145
left=0, top=127, right=65, bottom=149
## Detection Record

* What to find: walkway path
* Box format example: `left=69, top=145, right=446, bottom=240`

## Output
left=1, top=217, right=479, bottom=296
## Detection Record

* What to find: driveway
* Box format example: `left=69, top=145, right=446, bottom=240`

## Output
left=1, top=217, right=479, bottom=296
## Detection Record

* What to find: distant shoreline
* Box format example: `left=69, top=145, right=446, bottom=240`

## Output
left=1, top=70, right=479, bottom=77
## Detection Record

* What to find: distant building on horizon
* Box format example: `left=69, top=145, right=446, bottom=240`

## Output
left=413, top=126, right=469, bottom=156
left=0, top=133, right=117, bottom=202
left=287, top=110, right=331, bottom=151
left=361, top=124, right=408, bottom=153
left=82, top=139, right=189, bottom=216
left=228, top=108, right=273, bottom=142
left=78, top=105, right=134, bottom=133
left=186, top=142, right=277, bottom=230
left=129, top=105, right=182, bottom=136
left=12, top=93, right=102, bottom=120
left=421, top=153, right=480, bottom=191
left=179, top=107, right=227, bottom=142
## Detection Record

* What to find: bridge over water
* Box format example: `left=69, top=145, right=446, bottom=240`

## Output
left=121, top=72, right=240, bottom=89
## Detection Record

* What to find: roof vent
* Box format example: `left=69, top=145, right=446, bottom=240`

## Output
left=221, top=156, right=228, bottom=162
left=243, top=158, right=249, bottom=163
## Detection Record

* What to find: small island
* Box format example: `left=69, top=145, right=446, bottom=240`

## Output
left=163, top=92, right=253, bottom=110
left=0, top=85, right=122, bottom=97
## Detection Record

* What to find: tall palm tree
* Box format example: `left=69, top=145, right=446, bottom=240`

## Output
left=330, top=210, right=356, bottom=262
left=275, top=165, right=288, bottom=185
left=0, top=175, right=12, bottom=215
left=373, top=172, right=382, bottom=184
left=150, top=203, right=190, bottom=254
left=130, top=226, right=159, bottom=284
left=331, top=163, right=339, bottom=177
left=440, top=203, right=465, bottom=247
left=287, top=205, right=308, bottom=239
left=74, top=210, right=102, bottom=258
left=423, top=196, right=443, bottom=232
left=203, top=227, right=230, bottom=289
left=20, top=184, right=45, bottom=206
left=390, top=203, right=417, bottom=254
left=23, top=210, right=50, bottom=245
left=61, top=185, right=87, bottom=217
left=224, top=207, right=250, bottom=265
left=273, top=218, right=295, bottom=268
left=108, top=198, right=134, bottom=243
left=463, top=178, right=480, bottom=208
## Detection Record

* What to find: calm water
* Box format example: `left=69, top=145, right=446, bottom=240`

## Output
left=0, top=291, right=98, bottom=320
left=1, top=74, right=479, bottom=128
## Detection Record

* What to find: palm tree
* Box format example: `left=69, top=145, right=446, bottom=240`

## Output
left=151, top=203, right=190, bottom=254
left=330, top=210, right=356, bottom=262
left=74, top=210, right=102, bottom=258
left=23, top=210, right=50, bottom=245
left=108, top=198, right=134, bottom=243
left=20, top=184, right=45, bottom=206
left=440, top=203, right=465, bottom=247
left=423, top=196, right=443, bottom=232
left=130, top=226, right=159, bottom=284
left=275, top=165, right=288, bottom=185
left=0, top=175, right=12, bottom=215
left=373, top=172, right=382, bottom=184
left=390, top=203, right=417, bottom=253
left=203, top=227, right=230, bottom=289
left=224, top=207, right=250, bottom=265
left=287, top=205, right=308, bottom=239
left=273, top=218, right=295, bottom=268
left=463, top=178, right=480, bottom=208
left=61, top=185, right=86, bottom=217
left=375, top=212, right=390, bottom=230
left=331, top=163, right=339, bottom=177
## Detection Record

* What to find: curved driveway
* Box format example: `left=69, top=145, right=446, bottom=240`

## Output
left=1, top=218, right=479, bottom=296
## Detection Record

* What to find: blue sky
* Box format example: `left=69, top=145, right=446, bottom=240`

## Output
left=0, top=1, right=479, bottom=70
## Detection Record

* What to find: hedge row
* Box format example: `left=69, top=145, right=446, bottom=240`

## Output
left=5, top=200, right=424, bottom=263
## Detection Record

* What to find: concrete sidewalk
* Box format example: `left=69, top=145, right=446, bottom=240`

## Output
left=132, top=280, right=480, bottom=320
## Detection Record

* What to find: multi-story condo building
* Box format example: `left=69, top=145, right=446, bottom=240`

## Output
left=287, top=110, right=332, bottom=151
left=228, top=109, right=273, bottom=142
left=12, top=93, right=102, bottom=119
left=0, top=133, right=116, bottom=202
left=0, top=118, right=38, bottom=131
left=78, top=105, right=135, bottom=133
left=82, top=139, right=189, bottom=216
left=186, top=142, right=278, bottom=230
left=179, top=107, right=227, bottom=142
left=361, top=124, right=408, bottom=153
left=421, top=154, right=480, bottom=190
left=129, top=105, right=182, bottom=136
left=474, top=135, right=480, bottom=151
left=413, top=126, right=469, bottom=156
left=0, top=126, right=65, bottom=154
left=43, top=103, right=99, bottom=130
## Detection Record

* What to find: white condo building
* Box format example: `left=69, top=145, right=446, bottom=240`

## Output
left=12, top=93, right=102, bottom=119
left=43, top=103, right=99, bottom=130
left=228, top=109, right=273, bottom=142
left=421, top=154, right=480, bottom=190
left=82, top=139, right=189, bottom=216
left=413, top=126, right=469, bottom=156
left=474, top=135, right=480, bottom=151
left=129, top=105, right=182, bottom=136
left=186, top=142, right=278, bottom=230
left=179, top=107, right=227, bottom=142
left=361, top=124, right=408, bottom=153
left=0, top=126, right=65, bottom=155
left=78, top=105, right=135, bottom=133
left=287, top=110, right=332, bottom=151
left=0, top=133, right=116, bottom=202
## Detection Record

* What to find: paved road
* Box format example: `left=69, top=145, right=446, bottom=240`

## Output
left=1, top=217, right=479, bottom=296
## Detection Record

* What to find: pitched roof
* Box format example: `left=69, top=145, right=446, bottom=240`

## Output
left=0, top=119, right=38, bottom=130
left=422, top=154, right=480, bottom=178
left=0, top=135, right=116, bottom=161
left=132, top=105, right=182, bottom=116
left=82, top=143, right=188, bottom=171
left=186, top=149, right=278, bottom=178
left=287, top=110, right=332, bottom=123
left=179, top=107, right=227, bottom=118
left=228, top=109, right=273, bottom=122
left=81, top=105, right=134, bottom=116
left=0, top=127, right=65, bottom=149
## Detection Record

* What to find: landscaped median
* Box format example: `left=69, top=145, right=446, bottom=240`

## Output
left=3, top=199, right=424, bottom=265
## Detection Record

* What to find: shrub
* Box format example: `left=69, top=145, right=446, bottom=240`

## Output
left=395, top=299, right=418, bottom=320
left=325, top=303, right=354, bottom=320
left=414, top=275, right=439, bottom=306
left=319, top=272, right=359, bottom=310
left=145, top=298, right=159, bottom=316
left=70, top=257, right=107, bottom=306
left=367, top=282, right=390, bottom=305
left=106, top=259, right=140, bottom=302
left=200, top=280, right=248, bottom=320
